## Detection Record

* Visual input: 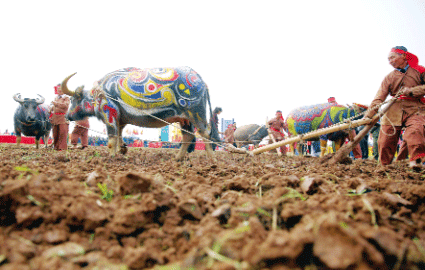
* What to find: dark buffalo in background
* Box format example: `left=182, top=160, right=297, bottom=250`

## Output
left=13, top=94, right=52, bottom=149
left=234, top=124, right=268, bottom=148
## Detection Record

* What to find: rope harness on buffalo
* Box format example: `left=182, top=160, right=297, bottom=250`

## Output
left=66, top=84, right=404, bottom=155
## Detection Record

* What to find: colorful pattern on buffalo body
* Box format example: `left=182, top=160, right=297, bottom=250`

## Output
left=97, top=67, right=206, bottom=111
left=36, top=105, right=50, bottom=121
left=286, top=103, right=358, bottom=137
left=98, top=99, right=119, bottom=125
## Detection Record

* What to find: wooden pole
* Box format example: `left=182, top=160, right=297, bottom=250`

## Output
left=327, top=98, right=397, bottom=164
left=251, top=118, right=372, bottom=155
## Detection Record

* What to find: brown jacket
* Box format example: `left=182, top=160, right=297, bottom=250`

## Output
left=224, top=126, right=235, bottom=143
left=50, top=95, right=70, bottom=125
left=268, top=117, right=287, bottom=135
left=366, top=68, right=425, bottom=125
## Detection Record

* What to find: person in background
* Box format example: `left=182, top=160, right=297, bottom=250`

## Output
left=370, top=120, right=380, bottom=161
left=71, top=117, right=90, bottom=149
left=356, top=126, right=369, bottom=159
left=209, top=107, right=223, bottom=151
left=210, top=107, right=223, bottom=132
left=364, top=46, right=425, bottom=169
left=328, top=97, right=338, bottom=105
left=224, top=122, right=237, bottom=147
left=50, top=84, right=70, bottom=151
left=268, top=110, right=288, bottom=155
left=311, top=140, right=321, bottom=157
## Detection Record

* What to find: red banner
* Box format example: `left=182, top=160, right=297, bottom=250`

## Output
left=0, top=135, right=52, bottom=144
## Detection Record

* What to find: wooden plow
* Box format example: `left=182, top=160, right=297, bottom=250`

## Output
left=249, top=118, right=373, bottom=155
left=226, top=98, right=396, bottom=164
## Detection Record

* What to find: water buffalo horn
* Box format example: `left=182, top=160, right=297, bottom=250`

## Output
left=13, top=93, right=24, bottom=103
left=36, top=94, right=45, bottom=104
left=61, top=72, right=77, bottom=96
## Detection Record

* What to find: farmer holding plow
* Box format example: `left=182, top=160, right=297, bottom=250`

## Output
left=365, top=46, right=425, bottom=169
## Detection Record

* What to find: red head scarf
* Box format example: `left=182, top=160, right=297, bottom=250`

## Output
left=391, top=48, right=425, bottom=73
left=54, top=84, right=61, bottom=95
left=276, top=110, right=284, bottom=120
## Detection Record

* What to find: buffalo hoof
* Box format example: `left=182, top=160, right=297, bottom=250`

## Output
left=120, top=144, right=128, bottom=155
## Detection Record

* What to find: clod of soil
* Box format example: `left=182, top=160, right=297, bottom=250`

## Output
left=1, top=144, right=425, bottom=270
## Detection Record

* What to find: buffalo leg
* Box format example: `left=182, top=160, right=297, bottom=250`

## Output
left=290, top=143, right=296, bottom=156
left=320, top=139, right=327, bottom=157
left=297, top=143, right=303, bottom=157
left=43, top=135, right=48, bottom=148
left=176, top=128, right=195, bottom=161
left=118, top=125, right=127, bottom=155
left=334, top=138, right=344, bottom=151
left=106, top=122, right=121, bottom=155
left=16, top=135, right=22, bottom=148
left=197, top=129, right=216, bottom=161
left=108, top=136, right=118, bottom=155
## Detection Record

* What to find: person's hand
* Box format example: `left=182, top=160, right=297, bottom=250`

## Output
left=401, top=87, right=413, bottom=96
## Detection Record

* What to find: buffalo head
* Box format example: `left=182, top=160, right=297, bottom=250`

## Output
left=61, top=73, right=95, bottom=121
left=13, top=93, right=45, bottom=122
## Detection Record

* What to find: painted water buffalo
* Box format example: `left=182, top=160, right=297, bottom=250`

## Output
left=234, top=124, right=268, bottom=148
left=286, top=102, right=367, bottom=157
left=62, top=67, right=221, bottom=161
left=13, top=94, right=52, bottom=149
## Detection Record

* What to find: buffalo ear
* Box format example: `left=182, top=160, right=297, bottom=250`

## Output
left=76, top=85, right=84, bottom=93
left=75, top=86, right=85, bottom=98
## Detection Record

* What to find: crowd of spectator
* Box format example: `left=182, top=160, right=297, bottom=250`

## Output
left=0, top=130, right=182, bottom=149
left=87, top=136, right=181, bottom=149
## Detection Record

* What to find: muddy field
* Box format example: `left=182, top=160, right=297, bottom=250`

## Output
left=1, top=143, right=425, bottom=270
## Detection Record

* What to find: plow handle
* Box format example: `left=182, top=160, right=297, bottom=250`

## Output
left=328, top=98, right=397, bottom=164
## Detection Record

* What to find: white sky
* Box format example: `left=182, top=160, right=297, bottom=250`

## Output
left=1, top=0, right=425, bottom=141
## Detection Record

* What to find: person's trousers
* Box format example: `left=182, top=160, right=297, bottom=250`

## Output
left=71, top=126, right=88, bottom=147
left=52, top=124, right=69, bottom=150
left=395, top=140, right=409, bottom=161
left=378, top=114, right=425, bottom=165
left=268, top=131, right=287, bottom=155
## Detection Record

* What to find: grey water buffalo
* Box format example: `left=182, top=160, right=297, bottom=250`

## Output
left=13, top=94, right=52, bottom=149
left=234, top=124, right=268, bottom=148
left=61, top=67, right=221, bottom=161
left=285, top=102, right=367, bottom=157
